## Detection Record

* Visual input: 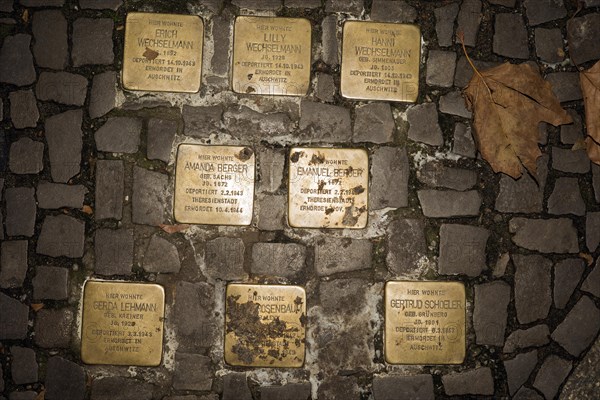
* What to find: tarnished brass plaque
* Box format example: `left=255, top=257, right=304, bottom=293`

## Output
left=225, top=284, right=306, bottom=368
left=341, top=21, right=420, bottom=102
left=81, top=280, right=165, bottom=366
left=232, top=16, right=311, bottom=96
left=385, top=281, right=466, bottom=364
left=123, top=13, right=203, bottom=93
left=174, top=144, right=255, bottom=225
left=288, top=148, right=368, bottom=229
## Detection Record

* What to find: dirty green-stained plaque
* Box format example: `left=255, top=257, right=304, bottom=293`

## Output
left=174, top=144, right=255, bottom=225
left=288, top=147, right=369, bottom=229
left=232, top=16, right=311, bottom=96
left=225, top=283, right=306, bottom=368
left=81, top=280, right=165, bottom=366
left=123, top=12, right=203, bottom=93
left=385, top=281, right=466, bottom=364
left=341, top=21, right=420, bottom=102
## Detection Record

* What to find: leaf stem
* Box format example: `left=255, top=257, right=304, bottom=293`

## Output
left=458, top=31, right=492, bottom=98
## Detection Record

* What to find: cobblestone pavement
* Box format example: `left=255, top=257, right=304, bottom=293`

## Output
left=1, top=0, right=600, bottom=399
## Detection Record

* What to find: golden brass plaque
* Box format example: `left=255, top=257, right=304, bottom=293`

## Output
left=174, top=144, right=255, bottom=225
left=81, top=280, right=165, bottom=366
left=225, top=284, right=306, bottom=368
left=232, top=16, right=311, bottom=96
left=288, top=147, right=368, bottom=229
left=123, top=12, right=203, bottom=93
left=385, top=281, right=466, bottom=364
left=341, top=21, right=420, bottom=102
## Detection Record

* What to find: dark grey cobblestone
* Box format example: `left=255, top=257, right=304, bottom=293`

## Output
left=147, top=118, right=177, bottom=162
left=439, top=90, right=472, bottom=118
left=8, top=391, right=37, bottom=400
left=434, top=2, right=459, bottom=47
left=560, top=338, right=600, bottom=400
left=514, top=254, right=552, bottom=324
left=371, top=0, right=416, bottom=23
left=567, top=13, right=600, bottom=65
left=0, top=240, right=28, bottom=288
left=0, top=34, right=36, bottom=86
left=407, top=103, right=443, bottom=146
left=474, top=281, right=510, bottom=346
left=510, top=217, right=578, bottom=253
left=439, top=224, right=489, bottom=276
left=36, top=72, right=87, bottom=106
left=91, top=377, right=152, bottom=400
left=457, top=0, right=481, bottom=47
left=554, top=258, right=585, bottom=309
left=514, top=388, right=544, bottom=400
left=326, top=0, right=362, bottom=14
left=315, top=72, right=335, bottom=102
left=183, top=105, right=223, bottom=137
left=417, top=162, right=477, bottom=191
left=132, top=166, right=169, bottom=226
left=552, top=295, right=600, bottom=357
left=504, top=325, right=550, bottom=353
left=594, top=164, right=600, bottom=202
left=5, top=187, right=36, bottom=237
left=552, top=147, right=590, bottom=174
left=80, top=0, right=122, bottom=10
left=317, top=375, right=361, bottom=399
left=321, top=15, right=338, bottom=66
left=45, top=109, right=83, bottom=183
left=174, top=281, right=217, bottom=351
left=251, top=242, right=306, bottom=277
left=547, top=72, right=582, bottom=103
left=372, top=374, right=434, bottom=400
left=260, top=383, right=311, bottom=400
left=34, top=308, right=73, bottom=348
left=353, top=103, right=394, bottom=144
left=493, top=13, right=529, bottom=59
left=257, top=194, right=285, bottom=230
left=386, top=219, right=426, bottom=276
left=32, top=10, right=68, bottom=70
left=495, top=155, right=548, bottom=213
left=524, top=0, right=566, bottom=26
left=9, top=90, right=39, bottom=129
left=173, top=352, right=213, bottom=391
left=211, top=13, right=231, bottom=76
left=504, top=350, right=538, bottom=395
left=581, top=260, right=599, bottom=298
left=95, top=117, right=141, bottom=154
left=37, top=214, right=85, bottom=258
left=418, top=190, right=481, bottom=217
left=20, top=0, right=63, bottom=6
left=37, top=182, right=86, bottom=209
left=95, top=228, right=134, bottom=276
left=370, top=147, right=409, bottom=209
left=547, top=177, right=585, bottom=216
left=426, top=50, right=456, bottom=88
left=535, top=27, right=564, bottom=63
left=223, top=372, right=252, bottom=400
left=95, top=159, right=124, bottom=220
left=452, top=122, right=476, bottom=158
left=224, top=106, right=292, bottom=138
left=72, top=18, right=114, bottom=66
left=299, top=100, right=350, bottom=142
left=258, top=147, right=284, bottom=192
left=442, top=367, right=494, bottom=396
left=205, top=237, right=246, bottom=280
left=561, top=110, right=583, bottom=144
left=32, top=265, right=69, bottom=300
left=89, top=71, right=117, bottom=119
left=315, top=237, right=372, bottom=276
left=44, top=356, right=85, bottom=400
left=533, top=355, right=572, bottom=400
left=0, top=293, right=28, bottom=340
left=143, top=234, right=181, bottom=273
left=10, top=346, right=38, bottom=385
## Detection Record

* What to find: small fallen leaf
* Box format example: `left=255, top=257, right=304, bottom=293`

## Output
left=22, top=9, right=29, bottom=23
left=579, top=252, right=594, bottom=266
left=159, top=224, right=190, bottom=234
left=580, top=60, right=600, bottom=165
left=31, top=303, right=44, bottom=312
left=572, top=137, right=587, bottom=151
left=143, top=47, right=159, bottom=60
left=82, top=205, right=93, bottom=215
left=35, top=389, right=45, bottom=400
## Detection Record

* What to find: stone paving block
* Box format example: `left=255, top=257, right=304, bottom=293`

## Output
left=547, top=72, right=582, bottom=103
left=372, top=374, right=434, bottom=400
left=45, top=109, right=83, bottom=183
left=147, top=118, right=176, bottom=162
left=143, top=235, right=181, bottom=273
left=371, top=0, right=416, bottom=23
left=0, top=0, right=12, bottom=11
left=510, top=218, right=578, bottom=253
left=20, top=0, right=63, bottom=5
left=10, top=346, right=37, bottom=385
left=258, top=147, right=285, bottom=192
left=45, top=356, right=85, bottom=400
left=0, top=240, right=28, bottom=288
left=434, top=3, right=459, bottom=47
left=95, top=117, right=141, bottom=153
left=315, top=237, right=372, bottom=276
left=474, top=281, right=510, bottom=346
left=316, top=72, right=335, bottom=102
left=205, top=237, right=246, bottom=280
left=299, top=100, right=351, bottom=142
left=567, top=13, right=600, bottom=65
left=257, top=194, right=285, bottom=230
left=504, top=325, right=550, bottom=353
left=173, top=353, right=213, bottom=391
left=36, top=72, right=88, bottom=106
left=211, top=13, right=231, bottom=76
left=37, top=214, right=85, bottom=258
left=514, top=388, right=544, bottom=400
left=454, top=56, right=499, bottom=88
left=34, top=308, right=73, bottom=348
left=91, top=377, right=153, bottom=400
left=317, top=376, right=361, bottom=399
left=514, top=254, right=552, bottom=324
left=72, top=18, right=114, bottom=66
left=0, top=34, right=36, bottom=86
left=224, top=106, right=292, bottom=137
left=80, top=0, right=122, bottom=10
left=489, top=0, right=516, bottom=5
left=533, top=355, right=572, bottom=400
left=89, top=71, right=117, bottom=119
left=370, top=147, right=409, bottom=209
left=561, top=110, right=583, bottom=144
left=5, top=187, right=36, bottom=237
left=439, top=90, right=472, bottom=118
left=439, top=224, right=489, bottom=276
left=524, top=0, right=566, bottom=26
left=452, top=122, right=476, bottom=158
left=581, top=260, right=599, bottom=298
left=132, top=166, right=169, bottom=226
left=417, top=162, right=477, bottom=191
left=0, top=364, right=3, bottom=393
left=321, top=15, right=338, bottom=66
left=95, top=229, right=133, bottom=276
left=32, top=265, right=69, bottom=300
left=547, top=177, right=585, bottom=216
left=552, top=147, right=590, bottom=173
left=535, top=28, right=564, bottom=63
left=0, top=293, right=28, bottom=340
left=32, top=10, right=67, bottom=70
left=353, top=103, right=394, bottom=143
left=182, top=105, right=223, bottom=137
left=174, top=281, right=218, bottom=350
left=259, top=383, right=312, bottom=400
left=594, top=164, right=600, bottom=203
left=9, top=139, right=44, bottom=174
left=326, top=0, right=362, bottom=13
left=251, top=243, right=306, bottom=277
left=493, top=14, right=529, bottom=59
left=559, top=337, right=600, bottom=400
left=285, top=0, right=321, bottom=7
left=442, top=367, right=494, bottom=396
left=554, top=258, right=585, bottom=309
left=504, top=350, right=538, bottom=395
left=418, top=190, right=481, bottom=217
left=37, top=182, right=86, bottom=209
left=222, top=373, right=252, bottom=400
left=9, top=90, right=39, bottom=129
left=8, top=392, right=37, bottom=400
left=496, top=158, right=547, bottom=214
left=232, top=0, right=281, bottom=9
left=552, top=295, right=600, bottom=356
left=95, top=160, right=124, bottom=220
left=426, top=50, right=456, bottom=88
left=386, top=219, right=427, bottom=276
left=407, top=103, right=443, bottom=146
left=457, top=0, right=481, bottom=47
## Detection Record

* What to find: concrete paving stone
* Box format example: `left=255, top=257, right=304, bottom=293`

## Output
left=95, top=229, right=133, bottom=276
left=407, top=103, right=443, bottom=146
left=386, top=219, right=427, bottom=276
left=594, top=163, right=600, bottom=202
left=504, top=350, right=538, bottom=395
left=315, top=237, right=372, bottom=276
left=533, top=355, right=572, bottom=399
left=524, top=0, right=566, bottom=26
left=547, top=177, right=586, bottom=216
left=552, top=295, right=600, bottom=356
left=418, top=190, right=481, bottom=217
left=426, top=50, right=456, bottom=87
left=317, top=376, right=361, bottom=399
left=132, top=166, right=169, bottom=226
left=439, top=90, right=472, bottom=118
left=504, top=325, right=550, bottom=353
left=559, top=337, right=600, bottom=400
left=9, top=90, right=39, bottom=129
left=493, top=14, right=529, bottom=59
left=442, top=367, right=494, bottom=396
left=147, top=118, right=176, bottom=162
left=210, top=13, right=231, bottom=76
left=581, top=259, right=599, bottom=298
left=547, top=72, right=582, bottom=102
left=37, top=214, right=85, bottom=258
left=452, top=122, right=476, bottom=158
left=143, top=234, right=181, bottom=273
left=251, top=243, right=306, bottom=277
left=457, top=0, right=481, bottom=47
left=32, top=265, right=69, bottom=300
left=439, top=224, right=489, bottom=276
left=79, top=0, right=122, bottom=10
left=32, top=10, right=67, bottom=70
left=72, top=18, right=114, bottom=66
left=370, top=147, right=409, bottom=209
left=36, top=72, right=88, bottom=106
left=95, top=117, right=141, bottom=153
left=495, top=155, right=548, bottom=213
left=224, top=106, right=292, bottom=137
left=258, top=147, right=285, bottom=192
left=91, top=378, right=152, bottom=400
left=535, top=28, right=564, bottom=63
left=514, top=254, right=552, bottom=324
left=95, top=160, right=124, bottom=220
left=454, top=56, right=500, bottom=88
left=417, top=162, right=477, bottom=191
left=325, top=0, right=362, bottom=13
left=173, top=353, right=213, bottom=391
left=0, top=34, right=36, bottom=86
left=205, top=237, right=246, bottom=280
left=321, top=15, right=338, bottom=66
left=552, top=147, right=590, bottom=173
left=299, top=100, right=351, bottom=142
left=5, top=187, right=36, bottom=237
left=232, top=0, right=281, bottom=9
left=509, top=217, right=579, bottom=253
left=554, top=258, right=585, bottom=309
left=36, top=182, right=86, bottom=209
left=0, top=240, right=28, bottom=288
left=20, top=0, right=63, bottom=5
left=489, top=0, right=516, bottom=6
left=44, top=357, right=85, bottom=400
left=514, top=387, right=544, bottom=400
left=434, top=2, right=459, bottom=47
left=10, top=346, right=37, bottom=385
left=353, top=103, right=394, bottom=143
left=222, top=373, right=252, bottom=400
left=174, top=281, right=218, bottom=350
left=474, top=281, right=511, bottom=346
left=0, top=0, right=12, bottom=11
left=561, top=110, right=583, bottom=144
left=371, top=0, right=417, bottom=23
left=0, top=293, right=28, bottom=340
left=257, top=194, right=285, bottom=230
left=259, top=383, right=311, bottom=400
left=34, top=308, right=73, bottom=348
left=316, top=72, right=335, bottom=102
left=285, top=0, right=321, bottom=7
left=89, top=71, right=117, bottom=119
left=372, top=374, right=434, bottom=400
left=182, top=105, right=223, bottom=137
left=45, top=110, right=83, bottom=183
left=8, top=392, right=37, bottom=400
left=567, top=13, right=600, bottom=65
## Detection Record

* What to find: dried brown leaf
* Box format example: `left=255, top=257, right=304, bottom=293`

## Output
left=35, top=390, right=45, bottom=400
left=159, top=224, right=190, bottom=234
left=82, top=205, right=93, bottom=215
left=31, top=303, right=44, bottom=312
left=579, top=252, right=594, bottom=266
left=580, top=60, right=600, bottom=165
left=22, top=9, right=29, bottom=23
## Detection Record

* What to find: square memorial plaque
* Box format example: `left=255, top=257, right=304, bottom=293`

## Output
left=174, top=144, right=255, bottom=225
left=123, top=12, right=203, bottom=93
left=341, top=21, right=420, bottom=102
left=81, top=280, right=165, bottom=366
left=225, top=283, right=306, bottom=368
left=288, top=148, right=369, bottom=229
left=385, top=281, right=466, bottom=364
left=232, top=16, right=311, bottom=96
